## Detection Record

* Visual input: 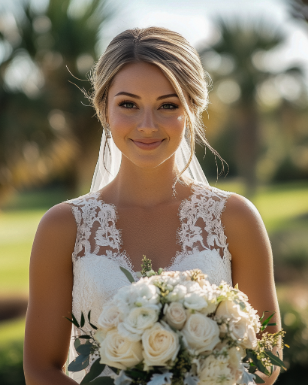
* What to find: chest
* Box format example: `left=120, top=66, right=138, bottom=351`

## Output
left=115, top=204, right=183, bottom=271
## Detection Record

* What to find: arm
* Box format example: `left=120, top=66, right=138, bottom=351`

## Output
left=222, top=194, right=282, bottom=385
left=23, top=203, right=79, bottom=384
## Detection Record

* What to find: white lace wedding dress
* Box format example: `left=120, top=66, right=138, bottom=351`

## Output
left=64, top=182, right=233, bottom=383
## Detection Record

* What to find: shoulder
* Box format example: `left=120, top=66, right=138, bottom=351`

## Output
left=35, top=202, right=77, bottom=248
left=220, top=192, right=272, bottom=265
left=222, top=192, right=265, bottom=236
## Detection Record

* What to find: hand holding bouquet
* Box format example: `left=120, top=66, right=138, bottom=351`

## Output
left=66, top=258, right=286, bottom=385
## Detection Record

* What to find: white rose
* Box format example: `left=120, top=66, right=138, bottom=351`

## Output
left=142, top=322, right=180, bottom=366
left=242, top=325, right=257, bottom=349
left=98, top=329, right=143, bottom=370
left=199, top=355, right=235, bottom=385
left=215, top=300, right=248, bottom=321
left=182, top=313, right=220, bottom=354
left=163, top=302, right=187, bottom=330
left=118, top=307, right=159, bottom=341
left=166, top=284, right=187, bottom=302
left=229, top=319, right=257, bottom=349
left=97, top=304, right=123, bottom=330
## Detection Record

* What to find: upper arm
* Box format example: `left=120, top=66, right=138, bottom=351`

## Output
left=222, top=194, right=281, bottom=334
left=24, top=202, right=77, bottom=379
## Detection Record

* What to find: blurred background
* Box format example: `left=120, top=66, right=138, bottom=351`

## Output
left=0, top=0, right=308, bottom=383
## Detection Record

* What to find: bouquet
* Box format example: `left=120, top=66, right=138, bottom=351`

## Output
left=66, top=257, right=286, bottom=385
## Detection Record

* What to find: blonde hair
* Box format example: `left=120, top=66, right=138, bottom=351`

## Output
left=89, top=26, right=224, bottom=177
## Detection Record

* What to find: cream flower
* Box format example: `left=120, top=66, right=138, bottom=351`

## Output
left=166, top=284, right=187, bottom=302
left=98, top=329, right=143, bottom=370
left=182, top=313, right=220, bottom=354
left=198, top=355, right=235, bottom=385
left=118, top=306, right=159, bottom=341
left=142, top=322, right=180, bottom=367
left=97, top=304, right=123, bottom=330
left=163, top=302, right=187, bottom=330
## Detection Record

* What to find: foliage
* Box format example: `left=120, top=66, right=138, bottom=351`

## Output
left=0, top=0, right=115, bottom=198
left=198, top=17, right=306, bottom=195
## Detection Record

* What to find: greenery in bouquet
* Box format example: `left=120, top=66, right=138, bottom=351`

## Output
left=66, top=256, right=286, bottom=385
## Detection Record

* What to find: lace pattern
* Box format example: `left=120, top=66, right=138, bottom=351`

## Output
left=64, top=182, right=233, bottom=383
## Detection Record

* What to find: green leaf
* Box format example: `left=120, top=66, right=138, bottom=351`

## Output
left=247, top=351, right=270, bottom=376
left=88, top=310, right=92, bottom=323
left=264, top=350, right=287, bottom=370
left=72, top=313, right=80, bottom=328
left=261, top=312, right=275, bottom=331
left=120, top=266, right=135, bottom=283
left=74, top=338, right=81, bottom=350
left=68, top=355, right=89, bottom=372
left=89, top=322, right=98, bottom=330
left=108, top=366, right=119, bottom=374
left=79, top=335, right=92, bottom=339
left=81, top=312, right=85, bottom=328
left=76, top=342, right=92, bottom=356
left=80, top=358, right=106, bottom=384
left=254, top=374, right=265, bottom=384
left=83, top=377, right=115, bottom=385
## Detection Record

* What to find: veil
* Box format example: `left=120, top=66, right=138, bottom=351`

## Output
left=90, top=130, right=209, bottom=193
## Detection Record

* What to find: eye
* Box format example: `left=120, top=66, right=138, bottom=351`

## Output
left=160, top=103, right=179, bottom=110
left=118, top=100, right=137, bottom=109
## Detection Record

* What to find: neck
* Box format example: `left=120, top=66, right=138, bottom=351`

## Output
left=108, top=155, right=190, bottom=208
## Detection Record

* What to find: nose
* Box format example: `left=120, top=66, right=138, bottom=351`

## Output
left=137, top=108, right=158, bottom=134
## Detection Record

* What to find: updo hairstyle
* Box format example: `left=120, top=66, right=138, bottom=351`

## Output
left=89, top=26, right=222, bottom=176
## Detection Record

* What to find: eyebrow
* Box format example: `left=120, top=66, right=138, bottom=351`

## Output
left=114, top=92, right=179, bottom=100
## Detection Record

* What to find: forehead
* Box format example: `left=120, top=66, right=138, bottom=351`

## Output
left=109, top=62, right=176, bottom=96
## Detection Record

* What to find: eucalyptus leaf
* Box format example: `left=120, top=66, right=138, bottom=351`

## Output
left=254, top=374, right=265, bottom=384
left=76, top=342, right=92, bottom=356
left=68, top=355, right=89, bottom=372
left=264, top=350, right=286, bottom=370
left=88, top=310, right=92, bottom=323
left=81, top=312, right=85, bottom=328
left=83, top=377, right=115, bottom=385
left=79, top=335, right=92, bottom=339
left=120, top=266, right=135, bottom=283
left=80, top=358, right=106, bottom=384
left=72, top=313, right=80, bottom=328
left=90, top=322, right=98, bottom=330
left=247, top=351, right=270, bottom=376
left=74, top=338, right=81, bottom=350
left=108, top=366, right=119, bottom=374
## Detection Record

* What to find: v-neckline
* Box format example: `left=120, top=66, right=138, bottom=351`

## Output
left=96, top=182, right=202, bottom=273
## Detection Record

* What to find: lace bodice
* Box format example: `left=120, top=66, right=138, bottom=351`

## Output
left=65, top=182, right=233, bottom=383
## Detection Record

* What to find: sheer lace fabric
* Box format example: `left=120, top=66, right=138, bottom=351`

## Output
left=65, top=182, right=233, bottom=383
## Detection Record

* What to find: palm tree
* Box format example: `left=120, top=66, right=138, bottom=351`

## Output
left=0, top=0, right=115, bottom=200
left=198, top=17, right=304, bottom=195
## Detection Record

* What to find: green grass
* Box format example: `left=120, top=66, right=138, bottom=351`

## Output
left=214, top=180, right=308, bottom=233
left=0, top=317, right=25, bottom=346
left=0, top=210, right=45, bottom=296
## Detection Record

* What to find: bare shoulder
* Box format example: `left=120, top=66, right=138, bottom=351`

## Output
left=221, top=192, right=272, bottom=264
left=36, top=202, right=77, bottom=242
left=31, top=202, right=77, bottom=269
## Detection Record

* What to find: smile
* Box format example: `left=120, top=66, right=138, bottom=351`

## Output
left=131, top=139, right=164, bottom=150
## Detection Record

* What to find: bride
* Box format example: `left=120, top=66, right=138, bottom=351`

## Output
left=23, top=27, right=281, bottom=384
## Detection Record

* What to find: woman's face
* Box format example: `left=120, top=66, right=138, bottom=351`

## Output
left=106, top=62, right=187, bottom=170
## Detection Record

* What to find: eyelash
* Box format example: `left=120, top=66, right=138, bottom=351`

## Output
left=118, top=100, right=179, bottom=110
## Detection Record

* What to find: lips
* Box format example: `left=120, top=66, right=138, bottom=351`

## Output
left=131, top=138, right=164, bottom=150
